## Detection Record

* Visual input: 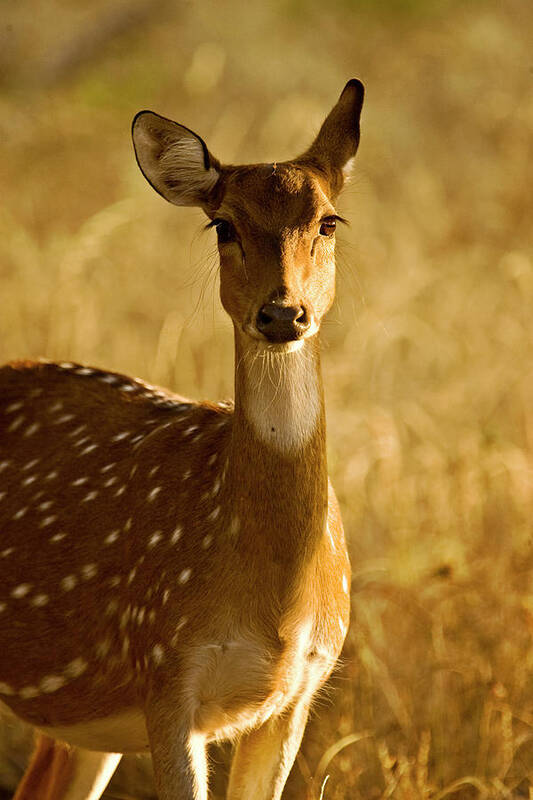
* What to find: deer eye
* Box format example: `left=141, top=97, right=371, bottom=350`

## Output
left=319, top=218, right=336, bottom=237
left=214, top=219, right=236, bottom=244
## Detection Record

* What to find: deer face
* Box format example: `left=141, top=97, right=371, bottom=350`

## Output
left=212, top=163, right=339, bottom=346
left=132, top=80, right=364, bottom=348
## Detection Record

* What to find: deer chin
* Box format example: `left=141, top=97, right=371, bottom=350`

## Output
left=256, top=339, right=305, bottom=353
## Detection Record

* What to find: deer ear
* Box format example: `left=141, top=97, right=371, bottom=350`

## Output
left=132, top=111, right=221, bottom=209
left=298, top=79, right=364, bottom=195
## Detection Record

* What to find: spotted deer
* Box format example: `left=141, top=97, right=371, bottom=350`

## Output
left=0, top=79, right=364, bottom=800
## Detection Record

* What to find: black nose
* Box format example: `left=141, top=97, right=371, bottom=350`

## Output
left=255, top=303, right=310, bottom=342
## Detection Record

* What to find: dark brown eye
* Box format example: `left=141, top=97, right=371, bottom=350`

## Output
left=319, top=218, right=336, bottom=236
left=214, top=219, right=236, bottom=243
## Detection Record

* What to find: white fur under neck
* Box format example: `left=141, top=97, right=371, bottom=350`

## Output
left=238, top=339, right=322, bottom=453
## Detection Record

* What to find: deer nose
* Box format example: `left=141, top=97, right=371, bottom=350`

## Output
left=255, top=303, right=310, bottom=342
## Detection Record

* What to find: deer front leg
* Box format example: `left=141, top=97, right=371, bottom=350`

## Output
left=14, top=733, right=121, bottom=800
left=145, top=695, right=208, bottom=800
left=226, top=698, right=311, bottom=800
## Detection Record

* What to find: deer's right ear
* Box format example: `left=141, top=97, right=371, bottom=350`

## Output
left=132, top=111, right=221, bottom=209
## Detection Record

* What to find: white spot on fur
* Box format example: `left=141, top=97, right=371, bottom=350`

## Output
left=148, top=531, right=163, bottom=548
left=202, top=534, right=213, bottom=549
left=82, top=564, right=98, bottom=580
left=61, top=575, right=77, bottom=591
left=57, top=414, right=76, bottom=424
left=11, top=584, right=32, bottom=599
left=19, top=685, right=40, bottom=699
left=112, top=431, right=130, bottom=442
left=8, top=415, right=25, bottom=432
left=152, top=644, right=165, bottom=665
left=24, top=422, right=40, bottom=437
left=170, top=526, right=182, bottom=544
left=64, top=658, right=87, bottom=679
left=69, top=425, right=87, bottom=437
left=178, top=568, right=192, bottom=584
left=41, top=675, right=66, bottom=693
left=148, top=486, right=162, bottom=502
left=31, top=594, right=49, bottom=607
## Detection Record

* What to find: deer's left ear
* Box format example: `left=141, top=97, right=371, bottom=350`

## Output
left=132, top=111, right=221, bottom=210
left=298, top=79, right=364, bottom=196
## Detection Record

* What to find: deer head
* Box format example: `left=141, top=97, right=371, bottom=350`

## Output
left=132, top=80, right=364, bottom=350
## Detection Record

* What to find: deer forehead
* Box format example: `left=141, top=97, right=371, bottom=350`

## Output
left=218, top=163, right=333, bottom=235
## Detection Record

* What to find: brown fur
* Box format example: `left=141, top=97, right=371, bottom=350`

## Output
left=0, top=79, right=364, bottom=799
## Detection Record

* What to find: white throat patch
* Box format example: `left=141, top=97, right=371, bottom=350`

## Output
left=240, top=341, right=321, bottom=453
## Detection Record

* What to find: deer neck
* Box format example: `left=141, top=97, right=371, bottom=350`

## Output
left=227, top=332, right=328, bottom=566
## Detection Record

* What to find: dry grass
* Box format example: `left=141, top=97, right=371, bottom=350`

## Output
left=1, top=0, right=533, bottom=797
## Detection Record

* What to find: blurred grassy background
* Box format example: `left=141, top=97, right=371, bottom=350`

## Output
left=1, top=0, right=533, bottom=797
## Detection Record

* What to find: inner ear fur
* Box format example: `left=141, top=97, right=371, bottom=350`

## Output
left=297, top=78, right=364, bottom=196
left=132, top=111, right=221, bottom=209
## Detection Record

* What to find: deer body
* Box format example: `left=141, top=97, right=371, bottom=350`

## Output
left=0, top=80, right=364, bottom=800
